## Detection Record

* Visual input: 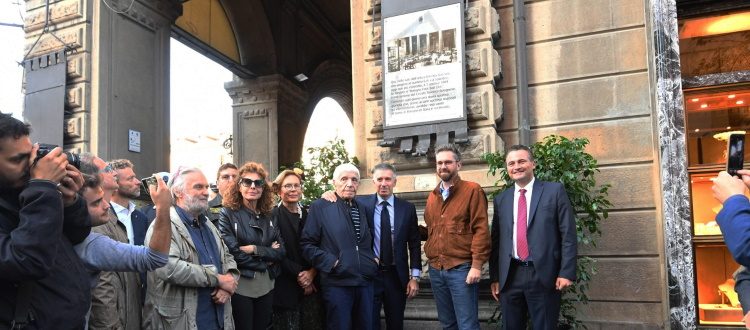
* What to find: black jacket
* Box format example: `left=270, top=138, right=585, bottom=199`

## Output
left=301, top=198, right=378, bottom=287
left=0, top=181, right=92, bottom=329
left=218, top=207, right=285, bottom=279
left=272, top=205, right=314, bottom=309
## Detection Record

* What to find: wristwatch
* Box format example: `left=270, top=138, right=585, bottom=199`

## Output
left=410, top=276, right=420, bottom=283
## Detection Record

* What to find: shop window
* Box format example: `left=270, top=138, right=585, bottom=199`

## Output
left=685, top=85, right=750, bottom=326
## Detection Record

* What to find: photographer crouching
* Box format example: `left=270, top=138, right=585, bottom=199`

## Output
left=0, top=113, right=92, bottom=329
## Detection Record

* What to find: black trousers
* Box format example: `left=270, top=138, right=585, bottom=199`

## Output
left=500, top=261, right=561, bottom=330
left=373, top=267, right=406, bottom=330
left=232, top=291, right=274, bottom=330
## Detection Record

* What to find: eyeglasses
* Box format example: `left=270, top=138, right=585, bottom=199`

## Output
left=282, top=183, right=302, bottom=190
left=239, top=178, right=265, bottom=188
left=100, top=163, right=114, bottom=174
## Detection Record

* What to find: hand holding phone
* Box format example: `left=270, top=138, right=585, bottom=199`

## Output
left=727, top=133, right=745, bottom=178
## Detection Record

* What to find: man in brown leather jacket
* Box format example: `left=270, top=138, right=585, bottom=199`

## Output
left=423, top=144, right=490, bottom=330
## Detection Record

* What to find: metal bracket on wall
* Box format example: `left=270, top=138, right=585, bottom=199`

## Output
left=23, top=50, right=67, bottom=146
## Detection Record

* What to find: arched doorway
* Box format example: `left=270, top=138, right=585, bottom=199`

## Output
left=301, top=97, right=355, bottom=166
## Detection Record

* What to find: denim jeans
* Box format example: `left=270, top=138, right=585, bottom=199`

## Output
left=429, top=263, right=479, bottom=330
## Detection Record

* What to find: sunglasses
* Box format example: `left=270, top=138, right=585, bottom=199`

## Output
left=239, top=178, right=265, bottom=188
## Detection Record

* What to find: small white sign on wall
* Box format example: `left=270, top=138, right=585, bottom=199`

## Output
left=128, top=129, right=141, bottom=153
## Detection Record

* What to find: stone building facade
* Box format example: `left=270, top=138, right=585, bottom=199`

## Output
left=21, top=0, right=750, bottom=328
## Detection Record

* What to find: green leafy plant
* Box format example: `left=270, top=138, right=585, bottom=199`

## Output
left=481, top=135, right=611, bottom=329
left=281, top=138, right=359, bottom=205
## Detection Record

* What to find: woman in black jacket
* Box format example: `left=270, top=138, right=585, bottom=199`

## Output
left=270, top=169, right=325, bottom=330
left=219, top=162, right=285, bottom=330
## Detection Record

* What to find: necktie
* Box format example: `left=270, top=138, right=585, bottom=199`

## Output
left=350, top=201, right=361, bottom=241
left=517, top=189, right=529, bottom=260
left=380, top=201, right=393, bottom=266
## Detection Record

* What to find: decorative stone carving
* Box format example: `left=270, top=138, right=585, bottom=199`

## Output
left=65, top=85, right=83, bottom=110
left=25, top=0, right=82, bottom=33
left=25, top=27, right=83, bottom=58
left=64, top=113, right=86, bottom=141
left=369, top=65, right=383, bottom=94
left=367, top=0, right=381, bottom=16
left=466, top=45, right=501, bottom=80
left=66, top=54, right=84, bottom=81
left=369, top=25, right=382, bottom=55
left=241, top=108, right=269, bottom=119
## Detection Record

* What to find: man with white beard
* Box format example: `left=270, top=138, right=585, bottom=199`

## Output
left=143, top=167, right=239, bottom=329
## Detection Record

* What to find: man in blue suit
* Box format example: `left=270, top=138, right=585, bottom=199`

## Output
left=489, top=144, right=577, bottom=329
left=360, top=163, right=421, bottom=330
left=301, top=163, right=379, bottom=330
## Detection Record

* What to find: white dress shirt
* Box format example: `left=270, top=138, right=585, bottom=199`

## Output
left=110, top=201, right=136, bottom=244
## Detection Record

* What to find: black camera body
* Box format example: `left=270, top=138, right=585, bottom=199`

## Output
left=37, top=143, right=81, bottom=169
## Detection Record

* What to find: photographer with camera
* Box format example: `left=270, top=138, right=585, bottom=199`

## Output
left=0, top=113, right=92, bottom=328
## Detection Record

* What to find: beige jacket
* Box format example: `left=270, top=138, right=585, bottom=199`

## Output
left=89, top=209, right=142, bottom=330
left=142, top=207, right=238, bottom=330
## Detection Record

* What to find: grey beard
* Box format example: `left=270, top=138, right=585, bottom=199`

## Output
left=182, top=194, right=208, bottom=214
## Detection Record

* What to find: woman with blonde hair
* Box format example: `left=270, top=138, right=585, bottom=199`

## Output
left=271, top=169, right=325, bottom=330
left=218, top=162, right=285, bottom=329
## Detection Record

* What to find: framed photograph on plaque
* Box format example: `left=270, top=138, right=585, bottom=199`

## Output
left=383, top=3, right=465, bottom=128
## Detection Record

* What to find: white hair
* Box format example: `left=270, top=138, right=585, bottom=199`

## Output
left=168, top=167, right=203, bottom=198
left=332, top=163, right=360, bottom=182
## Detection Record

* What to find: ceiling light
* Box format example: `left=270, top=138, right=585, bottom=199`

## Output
left=700, top=104, right=708, bottom=108
left=728, top=94, right=736, bottom=99
left=294, top=74, right=308, bottom=82
left=691, top=98, right=699, bottom=102
left=737, top=100, right=745, bottom=105
left=694, top=128, right=700, bottom=132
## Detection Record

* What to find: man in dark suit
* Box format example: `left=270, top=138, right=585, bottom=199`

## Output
left=489, top=144, right=577, bottom=329
left=360, top=163, right=421, bottom=330
left=301, top=163, right=379, bottom=330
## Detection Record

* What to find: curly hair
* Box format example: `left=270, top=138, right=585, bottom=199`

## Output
left=224, top=162, right=274, bottom=216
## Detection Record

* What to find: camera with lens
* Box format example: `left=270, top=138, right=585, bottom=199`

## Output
left=37, top=143, right=81, bottom=169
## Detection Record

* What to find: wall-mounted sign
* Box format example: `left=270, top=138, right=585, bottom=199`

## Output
left=380, top=0, right=467, bottom=156
left=383, top=3, right=464, bottom=127
left=129, top=129, right=141, bottom=153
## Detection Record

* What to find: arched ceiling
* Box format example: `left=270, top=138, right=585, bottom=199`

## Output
left=173, top=0, right=351, bottom=80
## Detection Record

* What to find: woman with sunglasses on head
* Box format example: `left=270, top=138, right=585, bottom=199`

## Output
left=270, top=170, right=325, bottom=330
left=219, top=162, right=285, bottom=329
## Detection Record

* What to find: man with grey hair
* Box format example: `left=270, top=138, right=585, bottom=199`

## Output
left=302, top=163, right=378, bottom=330
left=322, top=163, right=421, bottom=329
left=143, top=167, right=239, bottom=329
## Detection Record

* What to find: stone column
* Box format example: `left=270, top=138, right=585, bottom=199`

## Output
left=23, top=0, right=180, bottom=175
left=225, top=74, right=308, bottom=173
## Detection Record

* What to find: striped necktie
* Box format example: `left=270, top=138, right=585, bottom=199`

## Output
left=349, top=201, right=361, bottom=241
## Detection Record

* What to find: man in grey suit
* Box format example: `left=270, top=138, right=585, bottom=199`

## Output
left=489, top=144, right=577, bottom=329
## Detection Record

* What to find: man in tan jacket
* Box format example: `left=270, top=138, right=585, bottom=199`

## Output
left=143, top=167, right=239, bottom=330
left=423, top=144, right=490, bottom=330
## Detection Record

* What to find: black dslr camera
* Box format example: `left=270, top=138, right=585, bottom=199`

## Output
left=36, top=143, right=81, bottom=169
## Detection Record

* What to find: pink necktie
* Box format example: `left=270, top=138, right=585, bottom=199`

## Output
left=517, top=189, right=529, bottom=260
